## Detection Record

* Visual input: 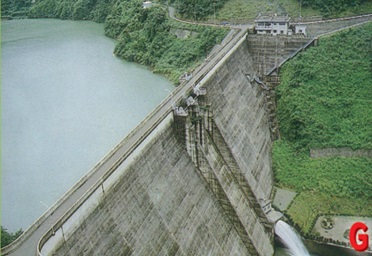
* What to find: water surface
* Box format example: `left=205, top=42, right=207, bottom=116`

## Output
left=1, top=19, right=174, bottom=232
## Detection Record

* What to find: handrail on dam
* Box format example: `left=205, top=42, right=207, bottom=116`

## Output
left=30, top=27, right=250, bottom=256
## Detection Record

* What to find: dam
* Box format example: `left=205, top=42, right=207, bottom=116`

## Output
left=36, top=27, right=304, bottom=255
left=4, top=14, right=371, bottom=256
left=39, top=28, right=276, bottom=256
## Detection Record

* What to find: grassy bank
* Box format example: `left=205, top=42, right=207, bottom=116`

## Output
left=273, top=140, right=372, bottom=234
left=273, top=23, right=372, bottom=235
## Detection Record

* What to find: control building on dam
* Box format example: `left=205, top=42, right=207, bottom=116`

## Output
left=5, top=25, right=320, bottom=256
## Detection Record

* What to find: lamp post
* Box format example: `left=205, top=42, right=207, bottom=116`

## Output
left=40, top=201, right=55, bottom=235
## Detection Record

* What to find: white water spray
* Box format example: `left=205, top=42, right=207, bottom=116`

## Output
left=275, top=220, right=310, bottom=256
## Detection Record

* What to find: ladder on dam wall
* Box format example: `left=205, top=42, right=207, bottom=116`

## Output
left=173, top=90, right=274, bottom=256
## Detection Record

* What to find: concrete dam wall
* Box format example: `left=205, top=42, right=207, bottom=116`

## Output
left=204, top=37, right=274, bottom=202
left=42, top=34, right=276, bottom=255
left=51, top=123, right=252, bottom=255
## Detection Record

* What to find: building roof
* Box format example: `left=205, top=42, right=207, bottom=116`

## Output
left=255, top=14, right=291, bottom=23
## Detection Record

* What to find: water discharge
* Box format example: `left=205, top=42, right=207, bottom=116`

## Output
left=275, top=220, right=310, bottom=256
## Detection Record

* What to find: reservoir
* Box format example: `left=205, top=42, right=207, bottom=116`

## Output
left=1, top=19, right=174, bottom=232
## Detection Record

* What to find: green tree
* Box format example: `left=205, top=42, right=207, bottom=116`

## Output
left=300, top=0, right=368, bottom=16
left=177, top=0, right=228, bottom=20
left=1, top=226, right=23, bottom=248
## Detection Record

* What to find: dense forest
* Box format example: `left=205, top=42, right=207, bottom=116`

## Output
left=301, top=0, right=370, bottom=16
left=277, top=24, right=372, bottom=151
left=169, top=0, right=228, bottom=20
left=273, top=23, right=372, bottom=234
left=1, top=0, right=32, bottom=18
left=104, top=2, right=227, bottom=82
left=210, top=0, right=372, bottom=22
left=27, top=0, right=116, bottom=21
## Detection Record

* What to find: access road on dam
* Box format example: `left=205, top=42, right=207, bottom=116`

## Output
left=3, top=26, right=249, bottom=256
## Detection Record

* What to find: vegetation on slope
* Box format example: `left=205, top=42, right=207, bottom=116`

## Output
left=1, top=226, right=23, bottom=248
left=28, top=0, right=118, bottom=22
left=273, top=141, right=372, bottom=234
left=277, top=24, right=372, bottom=151
left=104, top=1, right=228, bottom=83
left=161, top=0, right=228, bottom=20
left=1, top=0, right=32, bottom=18
left=273, top=23, right=372, bottom=235
left=302, top=0, right=372, bottom=17
left=211, top=0, right=320, bottom=22
left=211, top=0, right=372, bottom=23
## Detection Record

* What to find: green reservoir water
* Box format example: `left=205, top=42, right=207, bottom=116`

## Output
left=1, top=19, right=174, bottom=232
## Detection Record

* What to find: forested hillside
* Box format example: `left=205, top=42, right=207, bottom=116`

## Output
left=168, top=0, right=228, bottom=20
left=277, top=24, right=372, bottom=151
left=28, top=0, right=115, bottom=21
left=273, top=23, right=372, bottom=235
left=213, top=0, right=372, bottom=23
left=302, top=0, right=371, bottom=16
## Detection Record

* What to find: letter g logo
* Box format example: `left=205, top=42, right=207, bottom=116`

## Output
left=350, top=222, right=369, bottom=252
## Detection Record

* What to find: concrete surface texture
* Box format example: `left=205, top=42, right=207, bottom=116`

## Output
left=205, top=38, right=274, bottom=203
left=272, top=187, right=297, bottom=212
left=52, top=128, right=252, bottom=255
left=49, top=36, right=277, bottom=256
left=247, top=35, right=311, bottom=75
left=310, top=147, right=372, bottom=158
